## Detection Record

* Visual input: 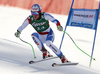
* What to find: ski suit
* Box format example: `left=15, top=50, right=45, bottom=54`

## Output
left=17, top=12, right=63, bottom=57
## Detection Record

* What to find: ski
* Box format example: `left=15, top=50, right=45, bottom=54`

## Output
left=52, top=62, right=78, bottom=67
left=29, top=57, right=58, bottom=64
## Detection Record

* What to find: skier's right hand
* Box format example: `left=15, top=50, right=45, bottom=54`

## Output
left=15, top=30, right=21, bottom=37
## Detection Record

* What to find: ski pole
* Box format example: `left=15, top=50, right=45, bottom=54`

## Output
left=19, top=37, right=36, bottom=58
left=63, top=31, right=96, bottom=61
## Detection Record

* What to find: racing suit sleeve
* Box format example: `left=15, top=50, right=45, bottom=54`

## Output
left=44, top=13, right=61, bottom=26
left=17, top=17, right=30, bottom=32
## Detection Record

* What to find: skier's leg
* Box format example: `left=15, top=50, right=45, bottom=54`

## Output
left=31, top=32, right=51, bottom=59
left=31, top=33, right=45, bottom=50
left=46, top=40, right=69, bottom=63
left=46, top=29, right=69, bottom=63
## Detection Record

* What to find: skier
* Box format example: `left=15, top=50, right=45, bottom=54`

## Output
left=15, top=4, right=69, bottom=63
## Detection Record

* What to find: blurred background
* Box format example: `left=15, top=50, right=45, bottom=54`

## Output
left=0, top=0, right=99, bottom=15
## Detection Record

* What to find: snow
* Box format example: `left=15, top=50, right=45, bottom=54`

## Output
left=0, top=6, right=100, bottom=74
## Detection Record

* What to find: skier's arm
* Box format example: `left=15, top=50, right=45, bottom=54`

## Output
left=44, top=13, right=63, bottom=31
left=15, top=17, right=30, bottom=37
left=17, top=19, right=29, bottom=32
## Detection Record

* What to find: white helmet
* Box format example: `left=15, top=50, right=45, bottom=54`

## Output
left=31, top=4, right=41, bottom=15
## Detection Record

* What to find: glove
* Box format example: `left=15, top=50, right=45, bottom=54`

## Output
left=57, top=26, right=63, bottom=31
left=15, top=30, right=21, bottom=37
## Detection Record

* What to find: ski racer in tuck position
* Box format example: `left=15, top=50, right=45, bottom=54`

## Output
left=15, top=4, right=69, bottom=63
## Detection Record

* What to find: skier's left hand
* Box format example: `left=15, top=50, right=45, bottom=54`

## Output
left=57, top=26, right=63, bottom=31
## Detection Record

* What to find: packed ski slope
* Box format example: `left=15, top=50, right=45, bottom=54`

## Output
left=0, top=6, right=100, bottom=74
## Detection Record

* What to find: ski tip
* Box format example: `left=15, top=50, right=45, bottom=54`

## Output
left=29, top=60, right=34, bottom=64
left=52, top=63, right=56, bottom=67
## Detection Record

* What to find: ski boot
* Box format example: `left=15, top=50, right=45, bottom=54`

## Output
left=60, top=55, right=70, bottom=63
left=41, top=48, right=53, bottom=59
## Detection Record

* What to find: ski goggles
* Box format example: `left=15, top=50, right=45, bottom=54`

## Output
left=31, top=11, right=39, bottom=15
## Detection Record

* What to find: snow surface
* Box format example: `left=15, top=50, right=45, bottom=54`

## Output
left=0, top=6, right=100, bottom=74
